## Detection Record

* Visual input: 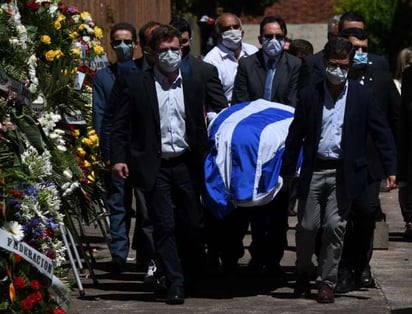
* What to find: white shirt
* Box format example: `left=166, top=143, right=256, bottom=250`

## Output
left=203, top=42, right=258, bottom=104
left=153, top=67, right=189, bottom=158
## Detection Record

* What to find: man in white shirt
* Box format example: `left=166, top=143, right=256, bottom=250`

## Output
left=203, top=12, right=258, bottom=105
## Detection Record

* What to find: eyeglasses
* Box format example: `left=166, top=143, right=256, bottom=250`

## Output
left=327, top=62, right=351, bottom=71
left=112, top=39, right=134, bottom=46
left=262, top=34, right=285, bottom=41
left=220, top=24, right=241, bottom=32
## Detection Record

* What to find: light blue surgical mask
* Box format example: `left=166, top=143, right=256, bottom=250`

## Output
left=158, top=49, right=181, bottom=72
left=262, top=38, right=284, bottom=58
left=325, top=66, right=348, bottom=85
left=113, top=40, right=134, bottom=62
left=352, top=51, right=368, bottom=69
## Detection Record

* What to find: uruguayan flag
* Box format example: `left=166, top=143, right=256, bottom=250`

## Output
left=204, top=99, right=295, bottom=218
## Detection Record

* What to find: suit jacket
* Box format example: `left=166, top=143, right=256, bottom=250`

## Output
left=93, top=59, right=144, bottom=160
left=232, top=49, right=301, bottom=107
left=281, top=79, right=397, bottom=200
left=398, top=66, right=412, bottom=183
left=349, top=66, right=400, bottom=180
left=110, top=69, right=209, bottom=190
left=180, top=55, right=227, bottom=113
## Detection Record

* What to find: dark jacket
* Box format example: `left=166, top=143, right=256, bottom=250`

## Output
left=110, top=69, right=209, bottom=190
left=232, top=49, right=301, bottom=107
left=281, top=79, right=397, bottom=200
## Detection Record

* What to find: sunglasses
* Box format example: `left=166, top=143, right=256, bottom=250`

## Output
left=262, top=34, right=285, bottom=41
left=112, top=39, right=134, bottom=46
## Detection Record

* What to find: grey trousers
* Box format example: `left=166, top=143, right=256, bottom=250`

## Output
left=295, top=168, right=352, bottom=288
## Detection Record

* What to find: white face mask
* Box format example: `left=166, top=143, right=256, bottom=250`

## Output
left=158, top=49, right=181, bottom=72
left=325, top=66, right=348, bottom=85
left=221, top=29, right=242, bottom=50
left=262, top=38, right=284, bottom=58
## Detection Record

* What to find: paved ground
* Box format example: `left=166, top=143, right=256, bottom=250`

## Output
left=67, top=189, right=412, bottom=314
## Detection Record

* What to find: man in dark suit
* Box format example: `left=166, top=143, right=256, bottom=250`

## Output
left=281, top=37, right=397, bottom=303
left=231, top=16, right=301, bottom=275
left=398, top=66, right=412, bottom=237
left=299, top=12, right=389, bottom=88
left=92, top=22, right=141, bottom=273
left=98, top=22, right=161, bottom=280
left=336, top=31, right=400, bottom=293
left=232, top=16, right=301, bottom=106
left=111, top=25, right=209, bottom=305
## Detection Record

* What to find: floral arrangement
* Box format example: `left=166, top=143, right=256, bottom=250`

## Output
left=0, top=0, right=106, bottom=312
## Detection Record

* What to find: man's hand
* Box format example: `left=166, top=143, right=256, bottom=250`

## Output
left=112, top=163, right=129, bottom=179
left=385, top=175, right=397, bottom=190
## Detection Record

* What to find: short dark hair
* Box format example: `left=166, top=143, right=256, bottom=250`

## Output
left=169, top=17, right=192, bottom=37
left=338, top=11, right=365, bottom=33
left=110, top=22, right=137, bottom=43
left=289, top=39, right=314, bottom=58
left=148, top=25, right=182, bottom=53
left=324, top=37, right=354, bottom=61
left=259, top=16, right=287, bottom=36
left=138, top=21, right=162, bottom=47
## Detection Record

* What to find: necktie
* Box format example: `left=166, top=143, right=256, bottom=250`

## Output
left=264, top=60, right=275, bottom=100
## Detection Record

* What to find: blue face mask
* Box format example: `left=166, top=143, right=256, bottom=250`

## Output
left=352, top=51, right=368, bottom=69
left=262, top=38, right=284, bottom=58
left=113, top=40, right=134, bottom=62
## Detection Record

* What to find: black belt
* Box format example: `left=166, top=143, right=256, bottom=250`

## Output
left=314, top=158, right=343, bottom=170
left=160, top=152, right=189, bottom=167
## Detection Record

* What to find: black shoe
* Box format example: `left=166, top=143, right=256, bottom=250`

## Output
left=294, top=274, right=311, bottom=298
left=357, top=266, right=374, bottom=288
left=335, top=271, right=355, bottom=293
left=111, top=256, right=126, bottom=274
left=166, top=285, right=185, bottom=305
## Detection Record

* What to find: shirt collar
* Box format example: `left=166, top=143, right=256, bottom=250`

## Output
left=154, top=66, right=182, bottom=88
left=217, top=43, right=247, bottom=60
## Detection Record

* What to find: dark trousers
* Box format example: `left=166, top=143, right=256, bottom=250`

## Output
left=248, top=189, right=289, bottom=268
left=205, top=208, right=249, bottom=270
left=144, top=159, right=205, bottom=288
left=339, top=179, right=380, bottom=276
left=131, top=187, right=155, bottom=266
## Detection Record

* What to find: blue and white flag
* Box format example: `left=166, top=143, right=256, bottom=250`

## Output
left=204, top=99, right=294, bottom=218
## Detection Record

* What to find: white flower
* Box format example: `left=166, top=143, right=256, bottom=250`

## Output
left=82, top=36, right=91, bottom=43
left=63, top=168, right=73, bottom=179
left=56, top=145, right=67, bottom=152
left=3, top=221, right=24, bottom=241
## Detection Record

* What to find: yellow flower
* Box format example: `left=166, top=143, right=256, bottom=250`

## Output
left=78, top=24, right=86, bottom=31
left=69, top=31, right=79, bottom=40
left=93, top=26, right=103, bottom=39
left=72, top=129, right=80, bottom=138
left=80, top=11, right=91, bottom=21
left=87, top=129, right=96, bottom=136
left=56, top=14, right=66, bottom=23
left=93, top=45, right=104, bottom=55
left=54, top=49, right=64, bottom=59
left=41, top=35, right=51, bottom=45
left=54, top=20, right=62, bottom=30
left=71, top=48, right=81, bottom=56
left=77, top=147, right=86, bottom=157
left=45, top=50, right=56, bottom=61
left=83, top=160, right=91, bottom=168
left=81, top=138, right=92, bottom=146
